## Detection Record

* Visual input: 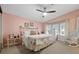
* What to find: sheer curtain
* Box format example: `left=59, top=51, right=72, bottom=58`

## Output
left=52, top=24, right=60, bottom=36
left=59, top=23, right=65, bottom=36
left=76, top=17, right=79, bottom=32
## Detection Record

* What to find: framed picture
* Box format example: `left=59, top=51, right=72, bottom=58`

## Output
left=30, top=22, right=34, bottom=27
left=24, top=22, right=29, bottom=27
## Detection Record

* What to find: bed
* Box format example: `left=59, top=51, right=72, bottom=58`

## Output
left=22, top=31, right=56, bottom=51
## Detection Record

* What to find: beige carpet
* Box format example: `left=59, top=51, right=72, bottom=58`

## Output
left=1, top=41, right=79, bottom=54
left=40, top=41, right=79, bottom=54
left=1, top=46, right=20, bottom=54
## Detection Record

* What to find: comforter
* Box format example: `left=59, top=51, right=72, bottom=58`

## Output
left=22, top=34, right=56, bottom=51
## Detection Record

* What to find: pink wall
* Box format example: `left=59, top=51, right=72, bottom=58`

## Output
left=3, top=13, right=43, bottom=40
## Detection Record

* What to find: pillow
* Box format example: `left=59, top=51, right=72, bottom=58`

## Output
left=22, top=31, right=30, bottom=40
left=24, top=31, right=30, bottom=37
left=30, top=31, right=36, bottom=35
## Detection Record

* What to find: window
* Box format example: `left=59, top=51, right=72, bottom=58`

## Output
left=46, top=22, right=65, bottom=36
left=47, top=24, right=52, bottom=34
left=52, top=24, right=60, bottom=36
left=59, top=23, right=65, bottom=36
left=76, top=17, right=79, bottom=32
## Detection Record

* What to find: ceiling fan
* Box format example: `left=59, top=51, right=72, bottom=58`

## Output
left=36, top=7, right=56, bottom=18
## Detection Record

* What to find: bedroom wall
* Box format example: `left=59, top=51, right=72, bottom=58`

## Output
left=3, top=13, right=43, bottom=40
left=44, top=9, right=79, bottom=35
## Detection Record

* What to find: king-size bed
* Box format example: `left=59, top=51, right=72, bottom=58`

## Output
left=22, top=31, right=56, bottom=52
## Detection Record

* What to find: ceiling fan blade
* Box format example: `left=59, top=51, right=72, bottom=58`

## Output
left=36, top=9, right=43, bottom=12
left=46, top=10, right=56, bottom=13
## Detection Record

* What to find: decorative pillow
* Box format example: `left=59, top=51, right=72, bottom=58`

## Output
left=30, top=31, right=36, bottom=35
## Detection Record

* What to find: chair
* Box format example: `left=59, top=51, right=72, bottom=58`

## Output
left=64, top=32, right=79, bottom=47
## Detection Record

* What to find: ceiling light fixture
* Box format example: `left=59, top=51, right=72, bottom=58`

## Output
left=36, top=5, right=56, bottom=18
left=43, top=12, right=47, bottom=16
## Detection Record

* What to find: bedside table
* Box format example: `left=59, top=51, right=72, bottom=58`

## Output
left=7, top=34, right=22, bottom=47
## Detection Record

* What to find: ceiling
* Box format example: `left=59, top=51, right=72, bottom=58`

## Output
left=1, top=4, right=79, bottom=22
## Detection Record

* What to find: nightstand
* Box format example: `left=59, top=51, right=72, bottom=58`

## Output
left=7, top=34, right=22, bottom=47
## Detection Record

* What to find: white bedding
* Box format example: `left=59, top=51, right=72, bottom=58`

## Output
left=22, top=34, right=55, bottom=51
left=28, top=34, right=52, bottom=39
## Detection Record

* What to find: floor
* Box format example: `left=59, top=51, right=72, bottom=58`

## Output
left=1, top=41, right=79, bottom=54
